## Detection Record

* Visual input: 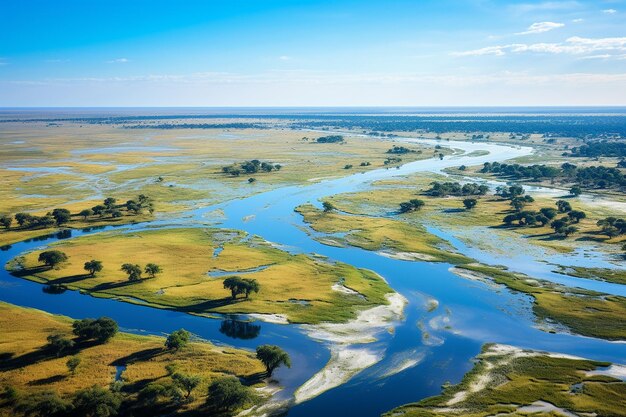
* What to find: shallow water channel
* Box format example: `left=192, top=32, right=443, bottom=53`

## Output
left=1, top=136, right=624, bottom=416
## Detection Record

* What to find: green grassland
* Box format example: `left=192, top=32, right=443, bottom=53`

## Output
left=8, top=228, right=393, bottom=324
left=0, top=302, right=267, bottom=416
left=295, top=204, right=471, bottom=264
left=321, top=171, right=625, bottom=255
left=384, top=343, right=626, bottom=417
left=295, top=201, right=626, bottom=340
left=0, top=123, right=432, bottom=217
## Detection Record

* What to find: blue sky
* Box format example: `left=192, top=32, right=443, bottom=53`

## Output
left=1, top=0, right=625, bottom=106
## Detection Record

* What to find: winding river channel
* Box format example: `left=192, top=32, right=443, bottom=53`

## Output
left=1, top=135, right=625, bottom=416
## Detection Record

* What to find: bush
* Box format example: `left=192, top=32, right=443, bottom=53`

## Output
left=72, top=386, right=121, bottom=417
left=165, top=329, right=190, bottom=351
left=38, top=250, right=68, bottom=268
left=72, top=317, right=118, bottom=343
left=15, top=391, right=72, bottom=417
left=207, top=377, right=253, bottom=411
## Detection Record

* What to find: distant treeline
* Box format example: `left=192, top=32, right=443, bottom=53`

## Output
left=566, top=141, right=626, bottom=158
left=124, top=123, right=265, bottom=129
left=4, top=113, right=626, bottom=137
left=481, top=162, right=625, bottom=189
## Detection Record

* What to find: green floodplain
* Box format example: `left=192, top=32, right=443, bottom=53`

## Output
left=0, top=112, right=625, bottom=417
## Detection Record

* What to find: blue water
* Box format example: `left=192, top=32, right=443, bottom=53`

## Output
left=1, top=137, right=625, bottom=417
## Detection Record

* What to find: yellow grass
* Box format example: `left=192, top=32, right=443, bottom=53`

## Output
left=12, top=228, right=392, bottom=324
left=0, top=302, right=266, bottom=415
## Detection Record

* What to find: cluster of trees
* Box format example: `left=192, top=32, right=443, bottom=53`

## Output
left=121, top=263, right=162, bottom=281
left=315, top=135, right=344, bottom=143
left=45, top=316, right=118, bottom=359
left=89, top=195, right=154, bottom=220
left=567, top=141, right=626, bottom=158
left=72, top=317, right=119, bottom=343
left=384, top=156, right=402, bottom=165
left=386, top=145, right=417, bottom=154
left=7, top=209, right=71, bottom=230
left=5, top=331, right=293, bottom=416
left=223, top=277, right=260, bottom=299
left=481, top=161, right=625, bottom=189
left=11, top=385, right=122, bottom=417
left=425, top=181, right=489, bottom=197
left=222, top=160, right=282, bottom=177
left=502, top=199, right=586, bottom=237
left=289, top=115, right=626, bottom=137
left=399, top=199, right=425, bottom=213
left=597, top=217, right=626, bottom=237
left=0, top=195, right=154, bottom=232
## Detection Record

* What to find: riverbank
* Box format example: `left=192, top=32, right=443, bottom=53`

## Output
left=7, top=227, right=393, bottom=325
left=384, top=343, right=626, bottom=417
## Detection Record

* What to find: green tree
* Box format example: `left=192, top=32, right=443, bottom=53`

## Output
left=556, top=200, right=572, bottom=213
left=66, top=356, right=81, bottom=374
left=0, top=214, right=12, bottom=229
left=15, top=391, right=72, bottom=417
left=91, top=205, right=106, bottom=217
left=172, top=373, right=201, bottom=399
left=51, top=208, right=71, bottom=226
left=255, top=345, right=291, bottom=377
left=103, top=198, right=117, bottom=209
left=539, top=207, right=557, bottom=219
left=15, top=212, right=34, bottom=227
left=399, top=199, right=424, bottom=213
left=72, top=385, right=121, bottom=417
left=463, top=198, right=477, bottom=210
left=38, top=250, right=68, bottom=268
left=84, top=260, right=103, bottom=277
left=79, top=209, right=93, bottom=220
left=121, top=263, right=142, bottom=281
left=46, top=334, right=74, bottom=357
left=570, top=185, right=582, bottom=197
left=125, top=200, right=141, bottom=214
left=207, top=377, right=253, bottom=411
left=242, top=279, right=260, bottom=298
left=165, top=329, right=190, bottom=351
left=144, top=263, right=162, bottom=278
left=72, top=317, right=118, bottom=343
left=223, top=276, right=245, bottom=299
left=322, top=201, right=335, bottom=212
left=568, top=210, right=586, bottom=223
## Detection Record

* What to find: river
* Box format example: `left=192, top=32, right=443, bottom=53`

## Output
left=1, top=135, right=624, bottom=417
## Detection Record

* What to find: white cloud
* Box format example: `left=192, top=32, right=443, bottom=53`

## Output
left=278, top=55, right=291, bottom=61
left=602, top=8, right=617, bottom=14
left=453, top=36, right=626, bottom=57
left=572, top=18, right=584, bottom=23
left=106, top=58, right=129, bottom=63
left=516, top=21, right=565, bottom=35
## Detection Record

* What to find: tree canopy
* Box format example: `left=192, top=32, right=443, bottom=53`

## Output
left=255, top=344, right=291, bottom=377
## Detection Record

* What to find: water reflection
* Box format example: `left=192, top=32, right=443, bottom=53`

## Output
left=42, top=284, right=67, bottom=294
left=56, top=230, right=72, bottom=239
left=219, top=318, right=261, bottom=340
